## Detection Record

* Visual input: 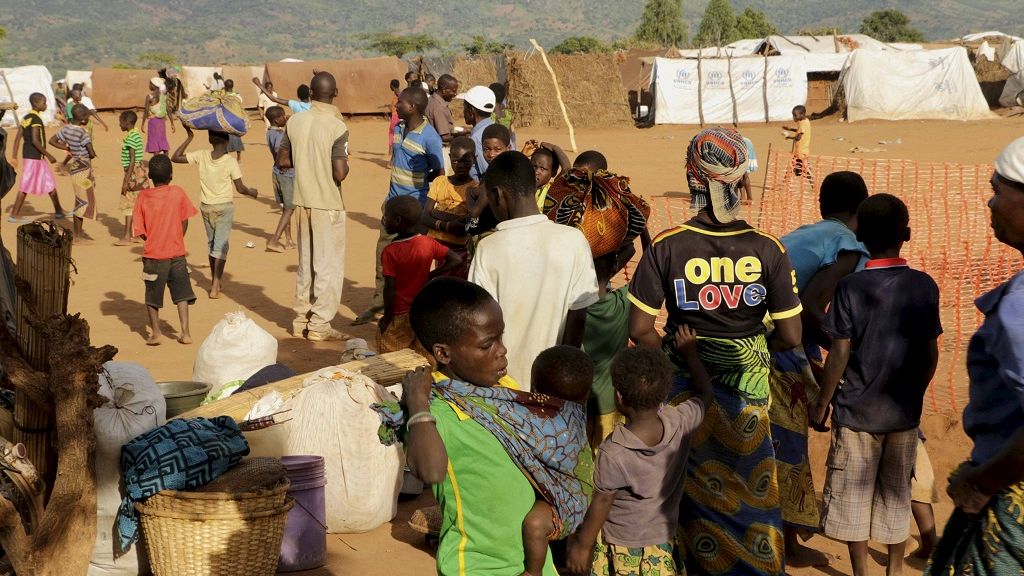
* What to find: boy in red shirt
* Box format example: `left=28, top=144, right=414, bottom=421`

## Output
left=379, top=196, right=463, bottom=355
left=132, top=155, right=199, bottom=346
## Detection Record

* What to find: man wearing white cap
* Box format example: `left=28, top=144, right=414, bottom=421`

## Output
left=458, top=85, right=496, bottom=180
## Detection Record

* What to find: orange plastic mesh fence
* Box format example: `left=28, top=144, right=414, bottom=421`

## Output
left=618, top=148, right=1017, bottom=416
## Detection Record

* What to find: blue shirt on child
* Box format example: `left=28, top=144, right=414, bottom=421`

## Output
left=389, top=119, right=444, bottom=203
left=265, top=128, right=294, bottom=177
left=782, top=219, right=869, bottom=292
left=823, top=258, right=942, bottom=433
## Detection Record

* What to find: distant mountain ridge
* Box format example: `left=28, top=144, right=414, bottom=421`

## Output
left=0, top=0, right=1018, bottom=75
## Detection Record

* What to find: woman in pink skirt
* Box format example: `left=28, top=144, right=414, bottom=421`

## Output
left=9, top=93, right=67, bottom=223
left=141, top=77, right=172, bottom=155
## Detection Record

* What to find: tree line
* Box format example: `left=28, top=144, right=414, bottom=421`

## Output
left=358, top=1, right=927, bottom=58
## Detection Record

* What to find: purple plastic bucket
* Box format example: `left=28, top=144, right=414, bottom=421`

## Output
left=277, top=455, right=327, bottom=572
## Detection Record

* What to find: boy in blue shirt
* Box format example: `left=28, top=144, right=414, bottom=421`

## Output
left=812, top=193, right=941, bottom=576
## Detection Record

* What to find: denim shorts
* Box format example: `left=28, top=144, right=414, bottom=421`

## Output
left=201, top=202, right=234, bottom=259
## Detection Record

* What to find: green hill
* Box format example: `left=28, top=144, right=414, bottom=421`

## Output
left=0, top=1, right=1019, bottom=75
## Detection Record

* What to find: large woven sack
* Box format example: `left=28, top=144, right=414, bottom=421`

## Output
left=192, top=311, right=278, bottom=391
left=544, top=168, right=651, bottom=257
left=286, top=367, right=402, bottom=533
left=176, top=91, right=248, bottom=136
left=92, top=361, right=166, bottom=576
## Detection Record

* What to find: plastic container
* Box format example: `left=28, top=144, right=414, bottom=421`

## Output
left=157, top=381, right=211, bottom=418
left=277, top=456, right=327, bottom=573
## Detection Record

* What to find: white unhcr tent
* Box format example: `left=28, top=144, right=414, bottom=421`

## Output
left=999, top=41, right=1024, bottom=107
left=651, top=56, right=808, bottom=124
left=0, top=66, right=57, bottom=128
left=841, top=47, right=994, bottom=122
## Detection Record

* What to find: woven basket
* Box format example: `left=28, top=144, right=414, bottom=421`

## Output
left=136, top=497, right=293, bottom=576
left=145, top=477, right=289, bottom=515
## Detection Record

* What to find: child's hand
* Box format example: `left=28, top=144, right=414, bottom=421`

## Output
left=809, top=401, right=830, bottom=431
left=402, top=366, right=433, bottom=413
left=564, top=534, right=593, bottom=575
left=673, top=324, right=699, bottom=355
left=45, top=153, right=57, bottom=164
left=244, top=187, right=258, bottom=198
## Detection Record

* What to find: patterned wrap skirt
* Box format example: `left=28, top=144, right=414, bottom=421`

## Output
left=768, top=344, right=822, bottom=533
left=667, top=334, right=785, bottom=576
left=926, top=466, right=1024, bottom=575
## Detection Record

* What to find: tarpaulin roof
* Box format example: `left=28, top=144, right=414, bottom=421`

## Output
left=264, top=57, right=408, bottom=115
left=64, top=70, right=93, bottom=95
left=90, top=68, right=154, bottom=109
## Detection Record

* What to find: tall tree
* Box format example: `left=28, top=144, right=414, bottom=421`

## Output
left=734, top=8, right=777, bottom=39
left=358, top=32, right=440, bottom=58
left=860, top=9, right=925, bottom=42
left=463, top=36, right=513, bottom=56
left=634, top=0, right=688, bottom=48
left=551, top=36, right=608, bottom=55
left=696, top=0, right=740, bottom=47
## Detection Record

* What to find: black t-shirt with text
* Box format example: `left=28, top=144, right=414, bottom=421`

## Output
left=628, top=218, right=802, bottom=339
left=823, top=261, right=942, bottom=433
left=21, top=113, right=44, bottom=160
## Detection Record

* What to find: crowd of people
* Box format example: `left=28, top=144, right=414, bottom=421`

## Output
left=0, top=66, right=1022, bottom=576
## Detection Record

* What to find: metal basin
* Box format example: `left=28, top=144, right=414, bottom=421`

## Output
left=157, top=381, right=211, bottom=418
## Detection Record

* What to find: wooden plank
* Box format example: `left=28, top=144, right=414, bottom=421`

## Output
left=176, top=349, right=430, bottom=422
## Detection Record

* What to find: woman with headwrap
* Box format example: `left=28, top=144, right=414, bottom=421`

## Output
left=925, top=138, right=1024, bottom=575
left=141, top=77, right=172, bottom=155
left=628, top=127, right=802, bottom=576
left=160, top=67, right=187, bottom=130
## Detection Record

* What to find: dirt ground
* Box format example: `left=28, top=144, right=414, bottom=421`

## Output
left=5, top=110, right=1023, bottom=575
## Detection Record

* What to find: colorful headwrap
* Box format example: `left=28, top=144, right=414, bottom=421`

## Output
left=686, top=127, right=750, bottom=223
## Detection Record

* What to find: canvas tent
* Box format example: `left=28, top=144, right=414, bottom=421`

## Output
left=0, top=66, right=57, bottom=128
left=731, top=34, right=922, bottom=74
left=90, top=68, right=155, bottom=110
left=651, top=56, right=808, bottom=124
left=999, top=41, right=1024, bottom=107
left=841, top=47, right=994, bottom=122
left=64, top=70, right=93, bottom=95
left=264, top=57, right=408, bottom=115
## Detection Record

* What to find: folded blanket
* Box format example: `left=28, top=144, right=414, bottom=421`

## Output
left=177, top=91, right=249, bottom=136
left=116, top=416, right=249, bottom=554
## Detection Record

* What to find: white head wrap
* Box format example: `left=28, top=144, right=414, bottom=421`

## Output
left=995, top=137, right=1024, bottom=186
left=150, top=77, right=166, bottom=93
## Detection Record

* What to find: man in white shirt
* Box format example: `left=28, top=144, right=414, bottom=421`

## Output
left=468, top=151, right=599, bottom=391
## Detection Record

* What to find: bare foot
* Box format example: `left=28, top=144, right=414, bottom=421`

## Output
left=786, top=541, right=830, bottom=568
left=178, top=335, right=193, bottom=345
left=285, top=240, right=296, bottom=250
left=266, top=241, right=285, bottom=253
left=114, top=239, right=132, bottom=246
left=209, top=290, right=221, bottom=299
left=146, top=334, right=163, bottom=346
left=73, top=237, right=94, bottom=246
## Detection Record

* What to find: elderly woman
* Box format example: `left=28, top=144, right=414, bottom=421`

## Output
left=926, top=139, right=1024, bottom=574
left=628, top=127, right=802, bottom=576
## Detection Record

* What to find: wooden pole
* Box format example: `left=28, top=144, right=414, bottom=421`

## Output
left=696, top=54, right=705, bottom=127
left=528, top=39, right=576, bottom=153
left=762, top=55, right=770, bottom=124
left=727, top=56, right=739, bottom=127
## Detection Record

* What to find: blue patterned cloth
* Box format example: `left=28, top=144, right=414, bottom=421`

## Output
left=116, top=416, right=249, bottom=553
left=433, top=378, right=593, bottom=539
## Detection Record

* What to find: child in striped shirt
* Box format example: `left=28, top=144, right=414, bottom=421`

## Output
left=117, top=111, right=146, bottom=246
left=50, top=104, right=97, bottom=243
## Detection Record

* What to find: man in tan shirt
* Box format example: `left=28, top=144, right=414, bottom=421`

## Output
left=278, top=72, right=350, bottom=341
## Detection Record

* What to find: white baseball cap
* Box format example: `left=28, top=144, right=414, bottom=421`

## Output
left=456, top=85, right=496, bottom=113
